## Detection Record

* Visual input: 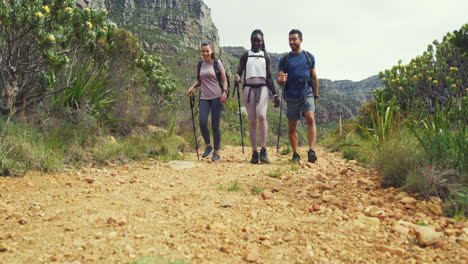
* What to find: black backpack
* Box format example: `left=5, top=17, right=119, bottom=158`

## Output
left=281, top=50, right=315, bottom=93
left=197, top=60, right=230, bottom=98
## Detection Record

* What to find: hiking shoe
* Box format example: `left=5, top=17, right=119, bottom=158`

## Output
left=291, top=152, right=300, bottom=162
left=250, top=151, right=259, bottom=164
left=308, top=149, right=317, bottom=163
left=211, top=152, right=220, bottom=162
left=202, top=145, right=213, bottom=158
left=260, top=148, right=269, bottom=163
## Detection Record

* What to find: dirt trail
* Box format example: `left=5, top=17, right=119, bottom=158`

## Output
left=0, top=146, right=466, bottom=264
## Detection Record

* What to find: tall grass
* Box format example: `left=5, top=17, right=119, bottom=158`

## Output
left=446, top=187, right=468, bottom=219
left=358, top=96, right=398, bottom=149
left=52, top=66, right=114, bottom=119
left=374, top=131, right=423, bottom=187
left=0, top=117, right=187, bottom=176
left=92, top=132, right=185, bottom=164
left=0, top=118, right=65, bottom=175
left=410, top=107, right=467, bottom=174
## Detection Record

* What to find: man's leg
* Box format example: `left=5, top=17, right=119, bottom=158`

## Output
left=303, top=111, right=316, bottom=149
left=285, top=98, right=301, bottom=161
left=302, top=95, right=317, bottom=163
left=288, top=119, right=298, bottom=153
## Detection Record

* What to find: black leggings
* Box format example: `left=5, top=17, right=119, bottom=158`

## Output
left=199, top=97, right=223, bottom=151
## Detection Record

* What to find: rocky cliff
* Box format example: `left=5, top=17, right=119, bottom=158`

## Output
left=85, top=0, right=219, bottom=51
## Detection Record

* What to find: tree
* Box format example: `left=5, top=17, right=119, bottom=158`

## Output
left=0, top=0, right=176, bottom=116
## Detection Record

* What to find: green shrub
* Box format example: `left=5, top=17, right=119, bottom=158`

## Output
left=374, top=133, right=423, bottom=187
left=444, top=187, right=468, bottom=219
left=410, top=107, right=467, bottom=174
left=358, top=95, right=401, bottom=150
left=404, top=165, right=464, bottom=199
left=377, top=24, right=467, bottom=116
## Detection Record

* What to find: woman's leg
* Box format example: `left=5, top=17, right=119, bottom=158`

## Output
left=210, top=97, right=223, bottom=151
left=256, top=86, right=269, bottom=148
left=198, top=99, right=211, bottom=146
left=244, top=86, right=258, bottom=151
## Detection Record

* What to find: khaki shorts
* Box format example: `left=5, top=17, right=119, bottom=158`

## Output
left=286, top=95, right=315, bottom=120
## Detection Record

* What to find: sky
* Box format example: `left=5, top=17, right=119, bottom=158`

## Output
left=203, top=0, right=468, bottom=81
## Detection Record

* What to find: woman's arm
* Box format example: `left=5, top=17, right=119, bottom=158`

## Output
left=266, top=54, right=279, bottom=107
left=265, top=54, right=277, bottom=96
left=187, top=79, right=201, bottom=94
left=220, top=69, right=228, bottom=103
left=235, top=53, right=247, bottom=83
left=220, top=70, right=228, bottom=92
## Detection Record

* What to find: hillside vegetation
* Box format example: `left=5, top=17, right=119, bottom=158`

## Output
left=322, top=24, right=468, bottom=218
left=0, top=0, right=184, bottom=175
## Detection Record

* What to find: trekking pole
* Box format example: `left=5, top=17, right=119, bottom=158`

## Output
left=276, top=85, right=284, bottom=153
left=189, top=95, right=200, bottom=160
left=234, top=82, right=245, bottom=154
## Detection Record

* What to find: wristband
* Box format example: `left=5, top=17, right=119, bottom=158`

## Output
left=314, top=95, right=319, bottom=99
left=273, top=94, right=278, bottom=98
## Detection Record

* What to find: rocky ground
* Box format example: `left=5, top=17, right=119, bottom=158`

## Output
left=0, top=146, right=466, bottom=264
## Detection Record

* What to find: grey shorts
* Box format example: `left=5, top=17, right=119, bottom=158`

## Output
left=286, top=95, right=315, bottom=120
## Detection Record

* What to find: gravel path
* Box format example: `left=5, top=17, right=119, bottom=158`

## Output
left=0, top=146, right=466, bottom=263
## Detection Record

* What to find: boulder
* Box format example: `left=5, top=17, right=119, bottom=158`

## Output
left=413, top=226, right=443, bottom=246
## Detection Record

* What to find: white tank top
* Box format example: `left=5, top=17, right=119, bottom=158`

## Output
left=245, top=50, right=267, bottom=80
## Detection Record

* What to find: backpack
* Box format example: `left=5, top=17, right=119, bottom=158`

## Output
left=197, top=59, right=230, bottom=98
left=281, top=50, right=315, bottom=95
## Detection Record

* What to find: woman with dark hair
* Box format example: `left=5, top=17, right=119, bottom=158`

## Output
left=187, top=43, right=228, bottom=162
left=234, top=30, right=279, bottom=164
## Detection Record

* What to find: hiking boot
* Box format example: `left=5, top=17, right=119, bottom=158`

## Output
left=260, top=148, right=269, bottom=163
left=250, top=151, right=259, bottom=164
left=308, top=149, right=317, bottom=163
left=211, top=152, right=220, bottom=162
left=202, top=145, right=213, bottom=158
left=291, top=152, right=300, bottom=162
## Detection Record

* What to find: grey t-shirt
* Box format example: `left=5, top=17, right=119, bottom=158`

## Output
left=199, top=60, right=224, bottom=100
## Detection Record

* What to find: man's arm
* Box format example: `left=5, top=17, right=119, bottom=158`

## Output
left=310, top=68, right=318, bottom=96
left=310, top=68, right=318, bottom=104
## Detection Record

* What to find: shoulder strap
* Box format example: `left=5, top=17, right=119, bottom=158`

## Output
left=197, top=61, right=203, bottom=81
left=304, top=50, right=314, bottom=69
left=303, top=51, right=316, bottom=93
left=213, top=59, right=220, bottom=76
left=213, top=59, right=221, bottom=84
left=247, top=51, right=265, bottom=58
left=213, top=59, right=229, bottom=93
